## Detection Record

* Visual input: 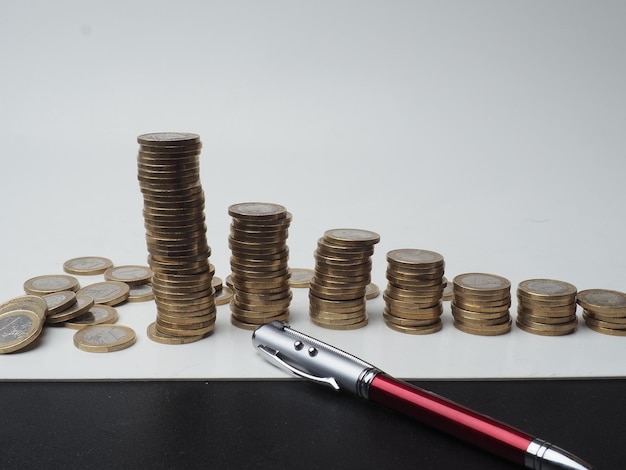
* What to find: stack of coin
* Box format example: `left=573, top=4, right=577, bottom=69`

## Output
left=0, top=296, right=48, bottom=354
left=578, top=289, right=626, bottom=336
left=309, top=228, right=380, bottom=329
left=452, top=273, right=512, bottom=335
left=137, top=132, right=216, bottom=343
left=228, top=202, right=292, bottom=330
left=516, top=279, right=578, bottom=336
left=383, top=249, right=445, bottom=334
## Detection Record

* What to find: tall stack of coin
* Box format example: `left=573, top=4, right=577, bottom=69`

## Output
left=383, top=249, right=445, bottom=334
left=451, top=273, right=512, bottom=335
left=578, top=289, right=626, bottom=336
left=228, top=202, right=292, bottom=330
left=516, top=279, right=578, bottom=336
left=137, top=132, right=216, bottom=343
left=309, top=228, right=380, bottom=329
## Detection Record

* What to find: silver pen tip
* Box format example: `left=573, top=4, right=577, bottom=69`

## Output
left=526, top=439, right=593, bottom=470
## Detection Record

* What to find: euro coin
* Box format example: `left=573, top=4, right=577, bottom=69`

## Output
left=289, top=268, right=315, bottom=288
left=24, top=274, right=79, bottom=295
left=63, top=256, right=114, bottom=275
left=147, top=322, right=208, bottom=344
left=64, top=304, right=118, bottom=330
left=46, top=294, right=95, bottom=324
left=73, top=325, right=136, bottom=353
left=104, top=265, right=153, bottom=285
left=365, top=283, right=380, bottom=300
left=0, top=308, right=43, bottom=354
left=42, top=291, right=77, bottom=315
left=78, top=281, right=130, bottom=306
left=577, top=289, right=626, bottom=317
left=127, top=283, right=154, bottom=302
left=0, top=295, right=48, bottom=322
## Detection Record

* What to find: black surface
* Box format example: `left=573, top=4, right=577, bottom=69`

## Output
left=1, top=379, right=623, bottom=469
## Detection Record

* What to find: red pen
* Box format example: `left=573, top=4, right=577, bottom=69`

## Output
left=253, top=321, right=593, bottom=470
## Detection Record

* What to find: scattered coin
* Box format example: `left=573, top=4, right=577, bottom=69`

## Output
left=42, top=291, right=77, bottom=315
left=73, top=324, right=136, bottom=353
left=78, top=281, right=130, bottom=306
left=24, top=274, right=79, bottom=295
left=289, top=268, right=315, bottom=288
left=46, top=294, right=95, bottom=324
left=365, top=282, right=380, bottom=300
left=63, top=256, right=113, bottom=275
left=0, top=307, right=44, bottom=354
left=215, top=286, right=234, bottom=306
left=64, top=304, right=118, bottom=330
left=104, top=265, right=153, bottom=285
left=127, top=283, right=154, bottom=302
left=0, top=295, right=48, bottom=322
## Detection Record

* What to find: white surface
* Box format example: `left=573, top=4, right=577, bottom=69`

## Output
left=1, top=1, right=625, bottom=380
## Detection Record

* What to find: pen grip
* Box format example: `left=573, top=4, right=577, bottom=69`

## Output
left=368, top=374, right=531, bottom=466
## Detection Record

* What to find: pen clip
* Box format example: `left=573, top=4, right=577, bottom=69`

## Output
left=257, top=345, right=340, bottom=391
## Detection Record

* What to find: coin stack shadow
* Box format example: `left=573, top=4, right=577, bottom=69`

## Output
left=228, top=202, right=292, bottom=330
left=137, top=132, right=216, bottom=343
left=451, top=273, right=512, bottom=335
left=383, top=249, right=445, bottom=334
left=309, top=229, right=380, bottom=330
left=578, top=289, right=626, bottom=336
left=516, top=279, right=578, bottom=336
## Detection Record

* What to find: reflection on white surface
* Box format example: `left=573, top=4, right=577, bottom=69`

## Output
left=0, top=1, right=625, bottom=379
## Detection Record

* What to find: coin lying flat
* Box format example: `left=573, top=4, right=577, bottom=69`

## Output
left=42, top=291, right=77, bottom=315
left=46, top=294, right=94, bottom=324
left=0, top=309, right=44, bottom=354
left=104, top=265, right=153, bottom=285
left=24, top=274, right=80, bottom=295
left=146, top=322, right=208, bottom=344
left=73, top=324, right=136, bottom=352
left=289, top=268, right=315, bottom=288
left=127, top=283, right=154, bottom=302
left=64, top=304, right=118, bottom=329
left=215, top=286, right=234, bottom=306
left=0, top=295, right=48, bottom=322
left=77, top=281, right=130, bottom=306
left=63, top=256, right=114, bottom=275
left=577, top=289, right=626, bottom=334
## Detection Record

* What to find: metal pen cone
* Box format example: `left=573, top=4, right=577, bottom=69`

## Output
left=526, top=439, right=593, bottom=470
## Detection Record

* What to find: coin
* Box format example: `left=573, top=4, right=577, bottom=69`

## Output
left=310, top=313, right=369, bottom=330
left=127, top=283, right=154, bottom=302
left=577, top=289, right=626, bottom=317
left=0, top=309, right=43, bottom=354
left=517, top=279, right=577, bottom=301
left=289, top=268, right=315, bottom=288
left=384, top=317, right=443, bottom=335
left=323, top=228, right=380, bottom=246
left=365, top=283, right=380, bottom=300
left=137, top=132, right=200, bottom=147
left=147, top=322, right=209, bottom=344
left=0, top=295, right=48, bottom=322
left=73, top=324, right=136, bottom=352
left=104, top=265, right=153, bottom=285
left=454, top=318, right=512, bottom=336
left=63, top=256, right=114, bottom=275
left=24, top=274, right=80, bottom=295
left=228, top=202, right=287, bottom=220
left=64, top=304, right=118, bottom=329
left=516, top=318, right=577, bottom=336
left=78, top=281, right=130, bottom=306
left=42, top=291, right=77, bottom=315
left=46, top=294, right=95, bottom=324
left=453, top=273, right=511, bottom=295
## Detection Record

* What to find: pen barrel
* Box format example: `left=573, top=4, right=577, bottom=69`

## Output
left=368, top=374, right=531, bottom=466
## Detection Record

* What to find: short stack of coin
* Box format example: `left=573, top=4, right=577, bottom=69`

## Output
left=452, top=273, right=512, bottom=335
left=228, top=202, right=292, bottom=330
left=578, top=289, right=626, bottom=336
left=309, top=228, right=380, bottom=329
left=383, top=249, right=445, bottom=334
left=137, top=132, right=216, bottom=343
left=516, top=279, right=578, bottom=336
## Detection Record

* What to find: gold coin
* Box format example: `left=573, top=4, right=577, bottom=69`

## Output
left=383, top=311, right=441, bottom=327
left=24, top=274, right=80, bottom=295
left=582, top=312, right=626, bottom=330
left=73, top=325, right=136, bottom=352
left=127, top=284, right=154, bottom=302
left=453, top=318, right=512, bottom=336
left=78, top=281, right=130, bottom=306
left=310, top=313, right=369, bottom=330
left=584, top=319, right=626, bottom=336
left=46, top=294, right=95, bottom=324
left=137, top=132, right=200, bottom=147
left=323, top=228, right=380, bottom=246
left=64, top=304, right=118, bottom=330
left=289, top=268, right=315, bottom=288
left=453, top=273, right=510, bottom=296
left=583, top=309, right=626, bottom=324
left=63, top=256, right=114, bottom=275
left=147, top=322, right=208, bottom=344
left=517, top=310, right=578, bottom=325
left=386, top=249, right=444, bottom=268
left=228, top=202, right=287, bottom=220
left=365, top=283, right=380, bottom=300
left=42, top=291, right=77, bottom=315
left=230, top=311, right=289, bottom=330
left=515, top=318, right=577, bottom=336
left=577, top=289, right=626, bottom=317
left=0, top=309, right=43, bottom=354
left=225, top=274, right=233, bottom=288
left=517, top=278, right=576, bottom=299
left=384, top=317, right=443, bottom=335
left=104, top=265, right=153, bottom=285
left=0, top=295, right=48, bottom=322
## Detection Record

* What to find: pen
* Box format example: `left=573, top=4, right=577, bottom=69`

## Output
left=252, top=321, right=593, bottom=470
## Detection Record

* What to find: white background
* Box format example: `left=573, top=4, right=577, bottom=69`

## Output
left=1, top=1, right=625, bottom=379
